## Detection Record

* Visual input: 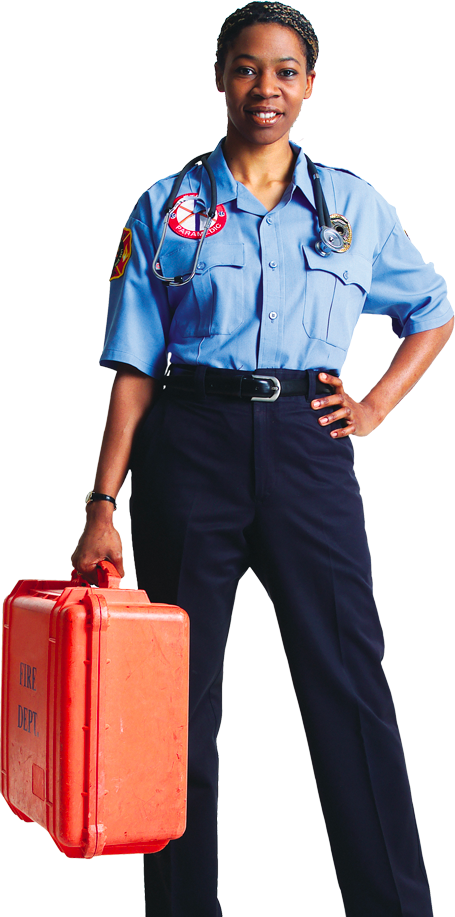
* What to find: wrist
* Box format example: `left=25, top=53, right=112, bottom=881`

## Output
left=360, top=396, right=387, bottom=428
left=85, top=499, right=115, bottom=520
left=86, top=490, right=117, bottom=510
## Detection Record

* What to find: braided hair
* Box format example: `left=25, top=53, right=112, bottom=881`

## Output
left=216, top=2, right=319, bottom=73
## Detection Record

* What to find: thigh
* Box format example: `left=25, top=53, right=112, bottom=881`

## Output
left=130, top=391, right=255, bottom=710
left=248, top=397, right=386, bottom=708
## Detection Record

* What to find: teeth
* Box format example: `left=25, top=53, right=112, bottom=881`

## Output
left=251, top=111, right=280, bottom=120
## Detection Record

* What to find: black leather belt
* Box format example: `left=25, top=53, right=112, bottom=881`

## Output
left=166, top=365, right=335, bottom=401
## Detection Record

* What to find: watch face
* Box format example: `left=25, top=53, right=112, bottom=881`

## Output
left=85, top=491, right=94, bottom=504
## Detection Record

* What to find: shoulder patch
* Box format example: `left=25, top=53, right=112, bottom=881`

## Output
left=110, top=227, right=132, bottom=281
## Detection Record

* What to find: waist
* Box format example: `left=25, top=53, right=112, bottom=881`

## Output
left=165, top=365, right=336, bottom=402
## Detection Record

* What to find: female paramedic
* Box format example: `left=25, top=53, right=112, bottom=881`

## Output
left=72, top=3, right=453, bottom=916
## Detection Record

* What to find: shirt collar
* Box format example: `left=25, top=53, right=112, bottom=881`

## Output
left=197, top=138, right=318, bottom=213
left=206, top=140, right=238, bottom=204
left=289, top=142, right=318, bottom=211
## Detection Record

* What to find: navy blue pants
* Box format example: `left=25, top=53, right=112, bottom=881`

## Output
left=130, top=369, right=433, bottom=917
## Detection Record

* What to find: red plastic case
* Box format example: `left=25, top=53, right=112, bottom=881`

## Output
left=1, top=562, right=189, bottom=858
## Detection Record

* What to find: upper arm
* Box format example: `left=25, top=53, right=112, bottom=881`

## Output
left=101, top=214, right=172, bottom=378
left=362, top=220, right=453, bottom=337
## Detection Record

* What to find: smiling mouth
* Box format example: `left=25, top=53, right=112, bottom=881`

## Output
left=245, top=110, right=283, bottom=125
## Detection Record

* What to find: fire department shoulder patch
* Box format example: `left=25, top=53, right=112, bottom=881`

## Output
left=110, top=227, right=132, bottom=280
left=169, top=193, right=227, bottom=239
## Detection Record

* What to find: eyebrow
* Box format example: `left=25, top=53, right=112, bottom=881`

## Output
left=231, top=54, right=301, bottom=64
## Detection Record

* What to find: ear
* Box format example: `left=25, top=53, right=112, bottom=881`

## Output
left=303, top=70, right=316, bottom=100
left=214, top=62, right=225, bottom=93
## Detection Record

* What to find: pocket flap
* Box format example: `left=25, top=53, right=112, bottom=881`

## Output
left=162, top=242, right=244, bottom=276
left=302, top=244, right=372, bottom=292
left=194, top=242, right=244, bottom=273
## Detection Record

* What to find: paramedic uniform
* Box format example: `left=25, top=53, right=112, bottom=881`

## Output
left=101, top=139, right=452, bottom=917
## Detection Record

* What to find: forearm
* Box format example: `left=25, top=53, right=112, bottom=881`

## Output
left=361, top=318, right=454, bottom=426
left=72, top=365, right=157, bottom=579
left=93, top=366, right=157, bottom=498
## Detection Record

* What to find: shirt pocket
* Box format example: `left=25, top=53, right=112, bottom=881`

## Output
left=302, top=245, right=372, bottom=351
left=167, top=242, right=245, bottom=337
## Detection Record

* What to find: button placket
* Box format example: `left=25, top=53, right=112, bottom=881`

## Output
left=258, top=214, right=282, bottom=366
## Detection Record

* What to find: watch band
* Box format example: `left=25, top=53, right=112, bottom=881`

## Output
left=85, top=491, right=117, bottom=510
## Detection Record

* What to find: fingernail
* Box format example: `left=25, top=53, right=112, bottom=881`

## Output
left=313, top=400, right=321, bottom=408
left=331, top=431, right=337, bottom=437
left=320, top=417, right=328, bottom=424
left=320, top=373, right=327, bottom=380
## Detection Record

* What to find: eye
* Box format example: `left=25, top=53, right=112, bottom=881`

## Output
left=279, top=68, right=298, bottom=78
left=235, top=66, right=256, bottom=76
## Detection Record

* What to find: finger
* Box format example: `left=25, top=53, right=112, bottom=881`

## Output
left=77, top=561, right=100, bottom=585
left=330, top=422, right=356, bottom=439
left=311, top=393, right=345, bottom=410
left=71, top=567, right=99, bottom=586
left=105, top=554, right=125, bottom=578
left=318, top=406, right=353, bottom=426
left=319, top=372, right=343, bottom=388
left=85, top=571, right=102, bottom=585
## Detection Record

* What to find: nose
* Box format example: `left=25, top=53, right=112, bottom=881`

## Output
left=251, top=69, right=280, bottom=98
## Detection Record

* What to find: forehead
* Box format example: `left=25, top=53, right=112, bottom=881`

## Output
left=227, top=21, right=306, bottom=63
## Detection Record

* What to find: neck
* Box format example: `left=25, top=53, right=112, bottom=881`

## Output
left=222, top=126, right=296, bottom=187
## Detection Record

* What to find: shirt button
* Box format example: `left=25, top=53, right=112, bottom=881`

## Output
left=197, top=261, right=206, bottom=270
left=269, top=260, right=278, bottom=269
left=269, top=311, right=278, bottom=320
left=343, top=270, right=349, bottom=280
left=266, top=216, right=273, bottom=224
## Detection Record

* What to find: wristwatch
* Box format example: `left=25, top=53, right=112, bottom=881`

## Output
left=85, top=491, right=117, bottom=510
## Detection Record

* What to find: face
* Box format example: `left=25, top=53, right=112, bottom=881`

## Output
left=215, top=22, right=315, bottom=148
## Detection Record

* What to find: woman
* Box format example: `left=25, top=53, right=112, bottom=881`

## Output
left=72, top=3, right=453, bottom=916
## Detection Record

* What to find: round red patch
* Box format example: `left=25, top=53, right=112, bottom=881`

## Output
left=169, top=193, right=227, bottom=239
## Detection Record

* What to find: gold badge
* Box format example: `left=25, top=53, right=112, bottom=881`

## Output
left=329, top=214, right=352, bottom=252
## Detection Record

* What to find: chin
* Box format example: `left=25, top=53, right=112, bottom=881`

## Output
left=229, top=118, right=291, bottom=147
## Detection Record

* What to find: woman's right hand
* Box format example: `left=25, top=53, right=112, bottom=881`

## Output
left=71, top=501, right=124, bottom=584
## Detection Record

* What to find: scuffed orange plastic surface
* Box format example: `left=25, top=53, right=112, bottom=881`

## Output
left=1, top=565, right=189, bottom=858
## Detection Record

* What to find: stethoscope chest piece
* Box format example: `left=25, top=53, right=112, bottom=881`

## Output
left=316, top=213, right=352, bottom=256
left=329, top=214, right=352, bottom=252
left=152, top=151, right=355, bottom=284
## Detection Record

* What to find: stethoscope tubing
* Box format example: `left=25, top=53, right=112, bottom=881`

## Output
left=153, top=153, right=218, bottom=287
left=152, top=150, right=348, bottom=285
left=305, top=154, right=331, bottom=228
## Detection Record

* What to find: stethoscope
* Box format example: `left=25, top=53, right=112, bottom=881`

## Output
left=152, top=152, right=351, bottom=286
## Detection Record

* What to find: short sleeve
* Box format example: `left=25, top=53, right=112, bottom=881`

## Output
left=362, top=218, right=453, bottom=337
left=100, top=214, right=171, bottom=378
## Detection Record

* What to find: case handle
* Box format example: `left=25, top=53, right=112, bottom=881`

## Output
left=70, top=561, right=122, bottom=589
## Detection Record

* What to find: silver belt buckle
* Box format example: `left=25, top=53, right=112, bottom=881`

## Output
left=251, top=374, right=282, bottom=402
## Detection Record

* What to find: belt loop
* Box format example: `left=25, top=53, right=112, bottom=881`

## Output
left=194, top=365, right=207, bottom=401
left=307, top=369, right=317, bottom=403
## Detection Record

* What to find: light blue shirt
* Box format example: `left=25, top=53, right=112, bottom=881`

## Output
left=101, top=139, right=452, bottom=378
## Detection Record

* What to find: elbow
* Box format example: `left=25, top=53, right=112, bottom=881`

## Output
left=439, top=315, right=454, bottom=347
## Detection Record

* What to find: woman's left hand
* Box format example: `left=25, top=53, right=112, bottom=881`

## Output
left=311, top=373, right=379, bottom=438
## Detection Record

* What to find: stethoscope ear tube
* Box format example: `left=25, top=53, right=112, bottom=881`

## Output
left=306, top=155, right=331, bottom=227
left=305, top=155, right=350, bottom=255
left=152, top=150, right=352, bottom=286
left=164, top=152, right=215, bottom=214
left=153, top=153, right=217, bottom=285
